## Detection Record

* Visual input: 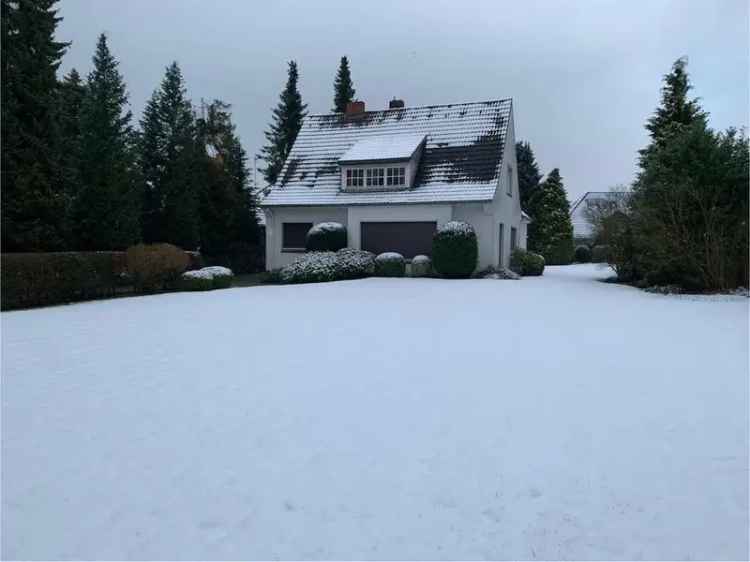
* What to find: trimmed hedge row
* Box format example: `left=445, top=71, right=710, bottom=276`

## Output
left=432, top=221, right=478, bottom=278
left=1, top=246, right=205, bottom=310
left=1, top=252, right=128, bottom=310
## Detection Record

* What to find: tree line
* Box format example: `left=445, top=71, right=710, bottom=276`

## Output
left=2, top=0, right=260, bottom=270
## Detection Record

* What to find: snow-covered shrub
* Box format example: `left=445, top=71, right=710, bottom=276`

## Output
left=510, top=248, right=545, bottom=276
left=591, top=244, right=609, bottom=263
left=411, top=255, right=432, bottom=277
left=202, top=266, right=234, bottom=289
left=126, top=243, right=189, bottom=293
left=335, top=248, right=376, bottom=279
left=305, top=222, right=347, bottom=252
left=431, top=221, right=478, bottom=278
left=575, top=245, right=592, bottom=263
left=180, top=269, right=214, bottom=291
left=475, top=265, right=521, bottom=280
left=280, top=252, right=339, bottom=284
left=375, top=252, right=406, bottom=277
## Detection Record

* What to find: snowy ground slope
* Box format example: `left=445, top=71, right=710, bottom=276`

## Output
left=2, top=264, right=748, bottom=560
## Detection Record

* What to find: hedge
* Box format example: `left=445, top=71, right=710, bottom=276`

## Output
left=306, top=222, right=347, bottom=252
left=510, top=248, right=545, bottom=276
left=279, top=249, right=375, bottom=284
left=375, top=252, right=406, bottom=277
left=2, top=246, right=202, bottom=310
left=1, top=252, right=127, bottom=310
left=126, top=243, right=189, bottom=293
left=432, top=221, right=478, bottom=278
left=575, top=245, right=592, bottom=263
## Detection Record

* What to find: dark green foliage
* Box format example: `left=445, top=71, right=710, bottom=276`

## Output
left=58, top=68, right=86, bottom=216
left=591, top=245, right=608, bottom=263
left=180, top=272, right=214, bottom=291
left=212, top=273, right=233, bottom=289
left=375, top=253, right=406, bottom=277
left=139, top=62, right=200, bottom=249
left=574, top=245, right=592, bottom=263
left=305, top=222, right=347, bottom=251
left=431, top=222, right=478, bottom=278
left=515, top=141, right=542, bottom=212
left=260, top=60, right=307, bottom=186
left=599, top=58, right=749, bottom=291
left=1, top=252, right=127, bottom=310
left=74, top=34, right=140, bottom=250
left=1, top=0, right=70, bottom=251
left=527, top=169, right=574, bottom=265
left=125, top=243, right=189, bottom=293
left=332, top=56, right=356, bottom=113
left=196, top=100, right=262, bottom=271
left=510, top=248, right=545, bottom=276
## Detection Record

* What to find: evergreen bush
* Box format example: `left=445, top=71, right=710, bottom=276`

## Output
left=411, top=255, right=432, bottom=277
left=126, top=243, right=189, bottom=293
left=591, top=245, right=609, bottom=263
left=305, top=222, right=347, bottom=252
left=375, top=253, right=406, bottom=277
left=510, top=248, right=545, bottom=276
left=431, top=221, right=478, bottom=278
left=575, top=245, right=592, bottom=263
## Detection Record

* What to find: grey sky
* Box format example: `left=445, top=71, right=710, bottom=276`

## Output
left=56, top=0, right=748, bottom=202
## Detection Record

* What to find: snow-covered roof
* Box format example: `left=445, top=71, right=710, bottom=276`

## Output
left=338, top=134, right=426, bottom=164
left=262, top=99, right=512, bottom=206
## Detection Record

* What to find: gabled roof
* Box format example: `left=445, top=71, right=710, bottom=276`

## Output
left=338, top=133, right=426, bottom=164
left=262, top=99, right=512, bottom=206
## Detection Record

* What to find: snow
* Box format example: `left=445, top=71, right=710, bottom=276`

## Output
left=412, top=254, right=431, bottom=265
left=437, top=220, right=475, bottom=236
left=375, top=252, right=404, bottom=262
left=182, top=269, right=214, bottom=280
left=338, top=133, right=426, bottom=163
left=200, top=266, right=233, bottom=277
left=2, top=264, right=748, bottom=560
left=307, top=221, right=345, bottom=236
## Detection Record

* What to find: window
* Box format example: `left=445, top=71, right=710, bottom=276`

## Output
left=366, top=167, right=384, bottom=187
left=498, top=223, right=504, bottom=265
left=386, top=167, right=406, bottom=186
left=346, top=168, right=364, bottom=187
left=282, top=222, right=312, bottom=251
left=506, top=166, right=513, bottom=196
left=511, top=226, right=517, bottom=250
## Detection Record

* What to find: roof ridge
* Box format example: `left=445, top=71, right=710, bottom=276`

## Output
left=307, top=98, right=513, bottom=118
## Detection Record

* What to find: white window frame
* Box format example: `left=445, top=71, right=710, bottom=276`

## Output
left=346, top=168, right=364, bottom=187
left=386, top=166, right=406, bottom=187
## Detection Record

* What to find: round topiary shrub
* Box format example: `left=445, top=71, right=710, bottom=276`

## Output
left=305, top=222, right=347, bottom=252
left=432, top=221, right=478, bottom=278
left=375, top=252, right=406, bottom=277
left=575, top=245, right=592, bottom=263
left=180, top=269, right=214, bottom=291
left=523, top=252, right=545, bottom=276
left=411, top=255, right=432, bottom=277
left=591, top=244, right=609, bottom=263
left=280, top=252, right=338, bottom=284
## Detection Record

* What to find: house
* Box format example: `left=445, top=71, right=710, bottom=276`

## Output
left=261, top=98, right=528, bottom=271
left=570, top=191, right=630, bottom=242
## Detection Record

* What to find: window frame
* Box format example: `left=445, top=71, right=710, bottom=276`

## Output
left=511, top=226, right=517, bottom=250
left=506, top=165, right=513, bottom=196
left=282, top=222, right=313, bottom=252
left=386, top=166, right=406, bottom=187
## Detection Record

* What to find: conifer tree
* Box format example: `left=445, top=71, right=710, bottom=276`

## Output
left=527, top=169, right=574, bottom=264
left=1, top=0, right=70, bottom=250
left=515, top=141, right=542, bottom=212
left=260, top=60, right=307, bottom=186
left=73, top=34, right=140, bottom=250
left=332, top=55, right=356, bottom=113
left=139, top=62, right=200, bottom=248
left=58, top=68, right=86, bottom=209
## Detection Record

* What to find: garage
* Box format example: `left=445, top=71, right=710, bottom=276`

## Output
left=360, top=221, right=437, bottom=258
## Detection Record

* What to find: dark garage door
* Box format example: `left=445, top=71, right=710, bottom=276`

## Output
left=361, top=221, right=437, bottom=258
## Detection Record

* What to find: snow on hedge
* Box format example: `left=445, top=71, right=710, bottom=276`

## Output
left=375, top=252, right=404, bottom=263
left=181, top=269, right=214, bottom=280
left=308, top=222, right=345, bottom=235
left=437, top=220, right=475, bottom=236
left=201, top=266, right=233, bottom=278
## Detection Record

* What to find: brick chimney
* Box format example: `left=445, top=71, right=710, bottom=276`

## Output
left=345, top=100, right=365, bottom=115
left=389, top=98, right=405, bottom=109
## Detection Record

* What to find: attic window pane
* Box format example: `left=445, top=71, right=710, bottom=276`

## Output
left=346, top=169, right=353, bottom=187
left=386, top=167, right=405, bottom=186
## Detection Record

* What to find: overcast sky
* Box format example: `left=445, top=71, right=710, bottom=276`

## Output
left=56, top=0, right=748, bottom=201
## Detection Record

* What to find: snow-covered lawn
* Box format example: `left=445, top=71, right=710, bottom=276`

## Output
left=2, top=264, right=747, bottom=560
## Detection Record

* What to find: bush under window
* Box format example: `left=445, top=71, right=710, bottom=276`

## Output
left=305, top=222, right=347, bottom=252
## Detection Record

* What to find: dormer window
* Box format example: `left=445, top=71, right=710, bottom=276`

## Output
left=338, top=134, right=426, bottom=192
left=387, top=167, right=406, bottom=186
left=346, top=169, right=364, bottom=187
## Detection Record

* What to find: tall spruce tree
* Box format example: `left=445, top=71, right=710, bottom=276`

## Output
left=139, top=62, right=200, bottom=248
left=527, top=169, right=574, bottom=265
left=196, top=100, right=261, bottom=270
left=260, top=60, right=307, bottom=186
left=1, top=0, right=70, bottom=250
left=332, top=55, right=356, bottom=113
left=515, top=141, right=542, bottom=212
left=58, top=68, right=86, bottom=211
left=73, top=34, right=140, bottom=250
